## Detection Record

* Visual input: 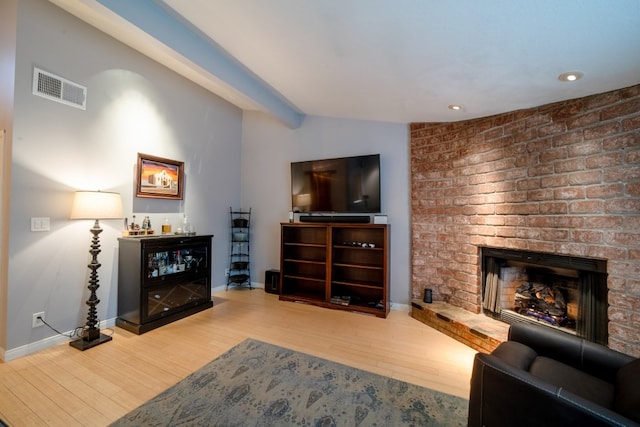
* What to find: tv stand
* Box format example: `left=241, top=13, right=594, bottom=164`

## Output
left=299, top=215, right=370, bottom=224
left=279, top=222, right=389, bottom=318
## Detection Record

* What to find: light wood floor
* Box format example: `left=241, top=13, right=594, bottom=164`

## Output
left=0, top=289, right=477, bottom=426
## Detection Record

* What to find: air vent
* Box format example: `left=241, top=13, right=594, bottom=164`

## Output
left=32, top=67, right=87, bottom=110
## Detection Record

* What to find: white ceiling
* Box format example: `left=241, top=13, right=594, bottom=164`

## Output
left=52, top=0, right=640, bottom=126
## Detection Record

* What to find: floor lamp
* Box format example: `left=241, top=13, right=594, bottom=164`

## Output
left=70, top=190, right=123, bottom=351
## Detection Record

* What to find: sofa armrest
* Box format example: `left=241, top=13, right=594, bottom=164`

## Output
left=468, top=352, right=639, bottom=427
left=508, top=322, right=634, bottom=382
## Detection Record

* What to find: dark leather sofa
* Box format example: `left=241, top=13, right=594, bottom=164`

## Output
left=468, top=322, right=640, bottom=427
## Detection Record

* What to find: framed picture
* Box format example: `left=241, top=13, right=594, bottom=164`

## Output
left=136, top=153, right=184, bottom=200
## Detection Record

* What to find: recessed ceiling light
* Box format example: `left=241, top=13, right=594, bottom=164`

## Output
left=558, top=71, right=584, bottom=82
left=448, top=104, right=463, bottom=111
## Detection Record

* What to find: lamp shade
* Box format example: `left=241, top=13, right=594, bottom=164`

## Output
left=70, top=191, right=123, bottom=220
left=293, top=193, right=311, bottom=209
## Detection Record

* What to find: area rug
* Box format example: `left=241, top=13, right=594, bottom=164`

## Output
left=110, top=339, right=468, bottom=426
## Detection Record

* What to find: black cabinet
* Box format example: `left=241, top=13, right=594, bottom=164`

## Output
left=116, top=235, right=213, bottom=334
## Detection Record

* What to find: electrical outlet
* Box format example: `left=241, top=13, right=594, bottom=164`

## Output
left=32, top=312, right=45, bottom=328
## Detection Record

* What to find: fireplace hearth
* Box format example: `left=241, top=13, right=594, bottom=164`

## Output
left=481, top=247, right=608, bottom=345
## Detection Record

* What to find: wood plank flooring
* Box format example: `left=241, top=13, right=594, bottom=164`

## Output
left=0, top=289, right=477, bottom=426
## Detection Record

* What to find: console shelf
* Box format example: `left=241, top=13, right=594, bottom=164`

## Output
left=116, top=235, right=213, bottom=334
left=279, top=222, right=389, bottom=318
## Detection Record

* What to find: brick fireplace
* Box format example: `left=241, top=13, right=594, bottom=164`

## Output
left=409, top=85, right=640, bottom=357
left=480, top=246, right=608, bottom=345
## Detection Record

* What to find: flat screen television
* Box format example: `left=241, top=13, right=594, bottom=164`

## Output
left=291, top=154, right=381, bottom=213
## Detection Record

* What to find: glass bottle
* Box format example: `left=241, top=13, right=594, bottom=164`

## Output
left=162, top=218, right=171, bottom=235
left=182, top=215, right=191, bottom=235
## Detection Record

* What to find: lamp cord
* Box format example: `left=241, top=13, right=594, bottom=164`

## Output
left=38, top=316, right=114, bottom=339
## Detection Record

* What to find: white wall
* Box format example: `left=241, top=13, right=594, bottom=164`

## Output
left=5, top=0, right=242, bottom=357
left=0, top=0, right=18, bottom=356
left=3, top=0, right=412, bottom=359
left=241, top=112, right=411, bottom=306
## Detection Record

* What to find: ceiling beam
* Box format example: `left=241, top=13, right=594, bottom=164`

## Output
left=53, top=0, right=305, bottom=128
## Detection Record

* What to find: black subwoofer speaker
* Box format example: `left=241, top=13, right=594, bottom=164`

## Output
left=265, top=270, right=280, bottom=294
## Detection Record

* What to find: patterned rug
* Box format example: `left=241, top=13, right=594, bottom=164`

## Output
left=110, top=339, right=468, bottom=426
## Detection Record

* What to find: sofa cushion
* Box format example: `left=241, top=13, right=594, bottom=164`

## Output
left=615, top=358, right=640, bottom=423
left=491, top=341, right=538, bottom=370
left=529, top=356, right=615, bottom=410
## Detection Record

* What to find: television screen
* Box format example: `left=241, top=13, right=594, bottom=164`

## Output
left=291, top=154, right=381, bottom=213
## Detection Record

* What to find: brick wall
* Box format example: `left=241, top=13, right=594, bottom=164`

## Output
left=410, top=85, right=640, bottom=357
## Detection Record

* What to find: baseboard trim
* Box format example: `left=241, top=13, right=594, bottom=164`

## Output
left=213, top=282, right=263, bottom=293
left=390, top=302, right=410, bottom=312
left=1, top=318, right=116, bottom=362
left=1, top=296, right=409, bottom=362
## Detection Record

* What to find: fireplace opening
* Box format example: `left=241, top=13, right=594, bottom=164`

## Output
left=480, top=247, right=608, bottom=345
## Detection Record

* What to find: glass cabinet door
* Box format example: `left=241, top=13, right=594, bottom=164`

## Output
left=144, top=277, right=209, bottom=320
left=146, top=245, right=208, bottom=279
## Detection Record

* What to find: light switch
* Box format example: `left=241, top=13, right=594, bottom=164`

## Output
left=31, top=217, right=50, bottom=232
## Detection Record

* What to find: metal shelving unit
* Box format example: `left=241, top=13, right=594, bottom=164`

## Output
left=227, top=207, right=251, bottom=290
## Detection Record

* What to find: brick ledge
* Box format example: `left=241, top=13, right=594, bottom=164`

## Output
left=410, top=299, right=509, bottom=353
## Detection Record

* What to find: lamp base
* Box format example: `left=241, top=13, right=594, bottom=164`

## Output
left=69, top=332, right=112, bottom=351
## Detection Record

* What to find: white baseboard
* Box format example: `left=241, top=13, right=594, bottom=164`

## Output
left=1, top=318, right=116, bottom=362
left=390, top=302, right=410, bottom=312
left=2, top=293, right=409, bottom=362
left=213, top=283, right=410, bottom=313
left=213, top=282, right=263, bottom=293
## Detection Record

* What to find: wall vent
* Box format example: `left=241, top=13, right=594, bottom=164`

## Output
left=32, top=67, right=87, bottom=110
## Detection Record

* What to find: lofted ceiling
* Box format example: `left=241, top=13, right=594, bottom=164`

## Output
left=51, top=0, right=640, bottom=128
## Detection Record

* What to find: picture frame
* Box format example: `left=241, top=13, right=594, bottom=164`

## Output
left=136, top=153, right=184, bottom=200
